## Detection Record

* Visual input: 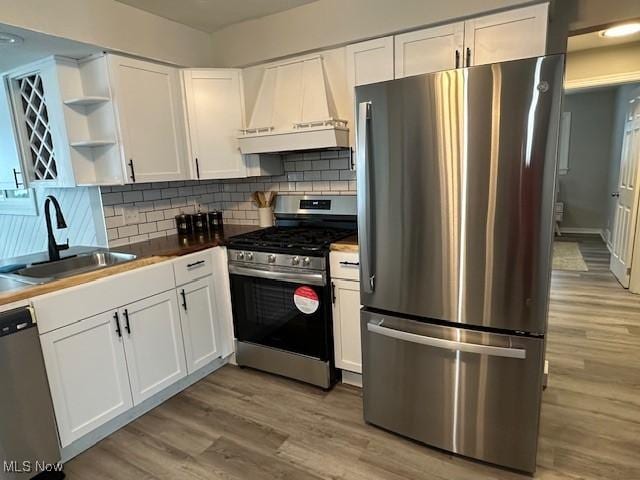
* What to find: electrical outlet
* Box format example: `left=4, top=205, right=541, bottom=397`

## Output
left=123, top=207, right=140, bottom=225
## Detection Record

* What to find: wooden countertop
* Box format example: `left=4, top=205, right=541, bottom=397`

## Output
left=0, top=224, right=260, bottom=307
left=330, top=234, right=359, bottom=253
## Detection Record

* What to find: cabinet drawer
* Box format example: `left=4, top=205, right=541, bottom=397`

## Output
left=33, top=261, right=176, bottom=334
left=173, top=250, right=213, bottom=286
left=330, top=252, right=360, bottom=281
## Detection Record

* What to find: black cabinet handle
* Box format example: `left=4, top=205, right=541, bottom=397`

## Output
left=186, top=260, right=205, bottom=268
left=455, top=49, right=460, bottom=69
left=466, top=47, right=471, bottom=67
left=195, top=158, right=200, bottom=179
left=12, top=169, right=23, bottom=189
left=123, top=309, right=131, bottom=334
left=339, top=261, right=360, bottom=266
left=180, top=289, right=187, bottom=310
left=331, top=282, right=336, bottom=304
left=114, top=311, right=122, bottom=337
left=128, top=159, right=136, bottom=182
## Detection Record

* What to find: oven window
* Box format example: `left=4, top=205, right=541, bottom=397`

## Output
left=230, top=275, right=330, bottom=360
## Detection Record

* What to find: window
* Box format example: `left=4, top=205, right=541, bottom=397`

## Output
left=0, top=188, right=37, bottom=215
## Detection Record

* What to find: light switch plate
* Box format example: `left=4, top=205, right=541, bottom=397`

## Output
left=123, top=207, right=140, bottom=225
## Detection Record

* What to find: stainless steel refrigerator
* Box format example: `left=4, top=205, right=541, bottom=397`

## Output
left=356, top=55, right=564, bottom=473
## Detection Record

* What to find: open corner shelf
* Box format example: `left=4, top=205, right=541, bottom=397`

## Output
left=63, top=96, right=111, bottom=107
left=70, top=139, right=116, bottom=148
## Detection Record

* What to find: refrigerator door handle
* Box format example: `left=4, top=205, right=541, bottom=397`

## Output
left=357, top=101, right=375, bottom=293
left=367, top=321, right=527, bottom=359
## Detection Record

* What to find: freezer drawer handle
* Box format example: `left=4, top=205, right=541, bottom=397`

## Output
left=367, top=321, right=526, bottom=359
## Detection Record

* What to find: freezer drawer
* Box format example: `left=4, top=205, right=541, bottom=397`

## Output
left=361, top=309, right=544, bottom=473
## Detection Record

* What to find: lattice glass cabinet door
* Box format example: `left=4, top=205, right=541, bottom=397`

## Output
left=15, top=72, right=58, bottom=181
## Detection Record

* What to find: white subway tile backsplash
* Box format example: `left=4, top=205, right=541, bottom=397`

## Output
left=101, top=151, right=356, bottom=246
left=122, top=190, right=143, bottom=203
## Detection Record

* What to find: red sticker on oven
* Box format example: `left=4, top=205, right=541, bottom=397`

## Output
left=294, top=286, right=320, bottom=314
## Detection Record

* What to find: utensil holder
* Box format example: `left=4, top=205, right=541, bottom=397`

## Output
left=258, top=207, right=274, bottom=227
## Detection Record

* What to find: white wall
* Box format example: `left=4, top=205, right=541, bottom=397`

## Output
left=566, top=41, right=640, bottom=88
left=0, top=0, right=213, bottom=67
left=0, top=186, right=106, bottom=259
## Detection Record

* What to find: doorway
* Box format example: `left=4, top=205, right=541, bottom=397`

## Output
left=558, top=31, right=640, bottom=290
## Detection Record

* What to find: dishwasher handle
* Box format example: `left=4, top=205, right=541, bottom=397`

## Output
left=0, top=306, right=35, bottom=337
left=367, top=321, right=526, bottom=359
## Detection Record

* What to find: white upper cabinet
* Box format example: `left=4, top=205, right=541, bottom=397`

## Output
left=107, top=55, right=189, bottom=183
left=346, top=37, right=394, bottom=89
left=40, top=309, right=133, bottom=447
left=7, top=57, right=77, bottom=187
left=394, top=23, right=465, bottom=79
left=464, top=4, right=549, bottom=67
left=120, top=290, right=187, bottom=405
left=0, top=78, right=23, bottom=189
left=182, top=69, right=247, bottom=179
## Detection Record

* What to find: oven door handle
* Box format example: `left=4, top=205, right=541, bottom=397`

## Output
left=229, top=264, right=326, bottom=286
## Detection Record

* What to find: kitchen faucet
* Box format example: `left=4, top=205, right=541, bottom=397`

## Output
left=44, top=195, right=69, bottom=262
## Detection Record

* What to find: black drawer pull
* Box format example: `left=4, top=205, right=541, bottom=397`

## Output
left=123, top=309, right=131, bottom=334
left=186, top=260, right=205, bottom=268
left=339, top=261, right=360, bottom=266
left=181, top=289, right=187, bottom=310
left=113, top=311, right=122, bottom=337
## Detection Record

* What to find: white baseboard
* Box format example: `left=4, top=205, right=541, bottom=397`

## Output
left=559, top=227, right=603, bottom=236
left=341, top=370, right=362, bottom=388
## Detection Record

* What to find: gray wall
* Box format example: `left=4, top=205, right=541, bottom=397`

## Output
left=559, top=88, right=616, bottom=230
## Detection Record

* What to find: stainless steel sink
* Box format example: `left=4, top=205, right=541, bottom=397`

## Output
left=7, top=251, right=137, bottom=283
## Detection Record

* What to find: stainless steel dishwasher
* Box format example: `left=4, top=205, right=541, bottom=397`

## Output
left=0, top=306, right=62, bottom=480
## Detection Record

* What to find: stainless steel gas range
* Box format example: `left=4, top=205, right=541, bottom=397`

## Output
left=227, top=195, right=356, bottom=388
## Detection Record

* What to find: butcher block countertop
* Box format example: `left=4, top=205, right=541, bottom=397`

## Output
left=0, top=225, right=259, bottom=307
left=330, top=235, right=359, bottom=253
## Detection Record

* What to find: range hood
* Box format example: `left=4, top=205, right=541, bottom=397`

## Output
left=238, top=56, right=349, bottom=154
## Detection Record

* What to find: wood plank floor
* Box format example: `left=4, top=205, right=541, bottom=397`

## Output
left=65, top=235, right=640, bottom=480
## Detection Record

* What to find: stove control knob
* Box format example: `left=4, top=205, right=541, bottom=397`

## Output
left=303, top=257, right=311, bottom=266
left=237, top=252, right=245, bottom=260
left=268, top=254, right=276, bottom=264
left=246, top=252, right=254, bottom=261
left=291, top=256, right=300, bottom=266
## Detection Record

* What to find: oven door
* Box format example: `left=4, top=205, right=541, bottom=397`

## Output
left=229, top=263, right=331, bottom=360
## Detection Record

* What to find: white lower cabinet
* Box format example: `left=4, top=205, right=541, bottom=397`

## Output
left=330, top=251, right=363, bottom=374
left=36, top=248, right=232, bottom=450
left=332, top=279, right=362, bottom=374
left=177, top=276, right=221, bottom=374
left=120, top=291, right=187, bottom=405
left=39, top=310, right=133, bottom=447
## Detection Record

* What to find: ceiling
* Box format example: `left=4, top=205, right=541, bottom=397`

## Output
left=114, top=0, right=319, bottom=33
left=0, top=24, right=99, bottom=73
left=568, top=28, right=640, bottom=52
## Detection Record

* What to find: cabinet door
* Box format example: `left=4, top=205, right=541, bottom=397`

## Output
left=332, top=279, right=362, bottom=373
left=0, top=79, right=23, bottom=189
left=464, top=4, right=548, bottom=67
left=121, top=290, right=187, bottom=405
left=346, top=37, right=394, bottom=89
left=108, top=55, right=188, bottom=183
left=394, top=23, right=464, bottom=78
left=178, top=276, right=221, bottom=374
left=40, top=310, right=133, bottom=447
left=183, top=69, right=247, bottom=179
